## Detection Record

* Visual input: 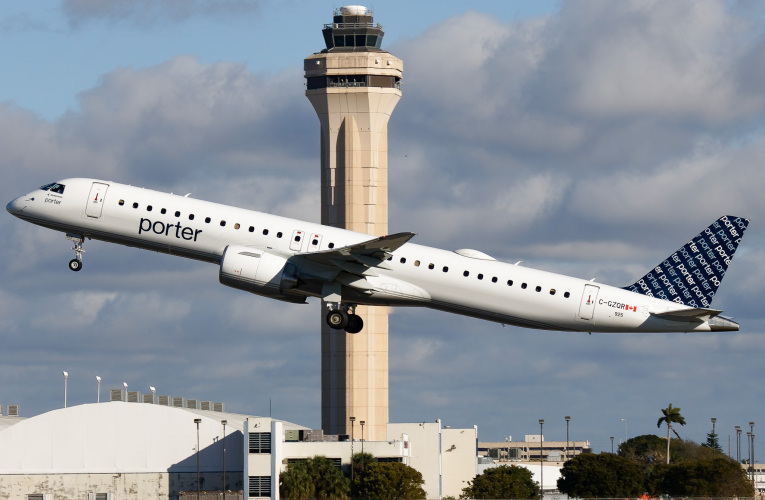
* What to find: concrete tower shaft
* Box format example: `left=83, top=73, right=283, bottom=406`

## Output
left=304, top=6, right=402, bottom=441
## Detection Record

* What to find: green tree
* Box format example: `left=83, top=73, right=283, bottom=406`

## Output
left=557, top=453, right=644, bottom=497
left=619, top=434, right=667, bottom=466
left=353, top=461, right=426, bottom=500
left=648, top=456, right=754, bottom=496
left=280, top=456, right=350, bottom=500
left=461, top=465, right=539, bottom=499
left=703, top=431, right=722, bottom=452
left=657, top=403, right=686, bottom=464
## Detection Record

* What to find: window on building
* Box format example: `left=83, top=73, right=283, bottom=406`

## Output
left=249, top=432, right=271, bottom=454
left=248, top=476, right=271, bottom=498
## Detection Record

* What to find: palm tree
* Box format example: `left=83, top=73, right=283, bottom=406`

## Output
left=657, top=403, right=686, bottom=464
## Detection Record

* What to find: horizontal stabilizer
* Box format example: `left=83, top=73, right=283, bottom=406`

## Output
left=652, top=307, right=722, bottom=322
left=623, top=215, right=749, bottom=308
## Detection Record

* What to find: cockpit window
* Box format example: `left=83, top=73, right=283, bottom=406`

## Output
left=39, top=182, right=65, bottom=194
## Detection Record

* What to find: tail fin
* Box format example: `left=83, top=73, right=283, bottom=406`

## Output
left=623, top=215, right=749, bottom=308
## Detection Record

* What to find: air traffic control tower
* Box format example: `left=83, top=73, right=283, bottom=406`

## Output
left=304, top=5, right=402, bottom=441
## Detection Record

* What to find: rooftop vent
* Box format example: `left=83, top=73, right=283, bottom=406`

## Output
left=8, top=405, right=20, bottom=417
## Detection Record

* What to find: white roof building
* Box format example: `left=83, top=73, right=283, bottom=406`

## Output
left=0, top=402, right=477, bottom=499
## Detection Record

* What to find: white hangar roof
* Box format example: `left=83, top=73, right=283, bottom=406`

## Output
left=0, top=402, right=304, bottom=475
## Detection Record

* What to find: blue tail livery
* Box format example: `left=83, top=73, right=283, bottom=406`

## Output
left=623, top=215, right=750, bottom=308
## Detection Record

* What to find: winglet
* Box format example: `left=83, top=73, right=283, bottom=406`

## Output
left=623, top=215, right=749, bottom=308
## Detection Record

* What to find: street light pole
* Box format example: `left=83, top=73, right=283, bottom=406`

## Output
left=539, top=419, right=544, bottom=495
left=221, top=419, right=227, bottom=500
left=150, top=386, right=156, bottom=404
left=96, top=376, right=101, bottom=403
left=123, top=382, right=128, bottom=402
left=565, top=416, right=570, bottom=461
left=736, top=426, right=742, bottom=463
left=350, top=416, right=356, bottom=493
left=194, top=418, right=202, bottom=500
left=611, top=436, right=614, bottom=454
left=621, top=418, right=627, bottom=445
left=360, top=420, right=365, bottom=470
left=62, top=371, right=68, bottom=408
left=711, top=418, right=717, bottom=456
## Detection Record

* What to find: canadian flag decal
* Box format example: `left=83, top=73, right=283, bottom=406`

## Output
left=626, top=305, right=637, bottom=312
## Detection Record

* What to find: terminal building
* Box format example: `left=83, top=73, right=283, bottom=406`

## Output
left=0, top=402, right=477, bottom=499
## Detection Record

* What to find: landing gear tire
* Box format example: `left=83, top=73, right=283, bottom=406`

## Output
left=68, top=259, right=82, bottom=272
left=326, top=309, right=349, bottom=330
left=345, top=314, right=364, bottom=334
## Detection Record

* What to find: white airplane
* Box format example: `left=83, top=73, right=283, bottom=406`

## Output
left=7, top=178, right=749, bottom=333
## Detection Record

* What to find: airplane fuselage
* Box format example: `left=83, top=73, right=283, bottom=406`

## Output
left=6, top=178, right=743, bottom=333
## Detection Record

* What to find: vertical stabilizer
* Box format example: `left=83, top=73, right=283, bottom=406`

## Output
left=623, top=216, right=749, bottom=308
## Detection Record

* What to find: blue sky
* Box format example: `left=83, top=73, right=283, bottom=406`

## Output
left=2, top=0, right=765, bottom=458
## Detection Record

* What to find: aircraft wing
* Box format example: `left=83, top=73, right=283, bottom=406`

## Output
left=300, top=232, right=416, bottom=270
left=292, top=232, right=418, bottom=299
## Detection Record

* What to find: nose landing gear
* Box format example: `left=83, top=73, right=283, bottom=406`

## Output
left=326, top=304, right=364, bottom=334
left=66, top=234, right=85, bottom=272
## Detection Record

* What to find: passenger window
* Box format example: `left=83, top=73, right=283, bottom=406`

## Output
left=521, top=283, right=527, bottom=289
left=119, top=200, right=125, bottom=206
left=329, top=242, right=335, bottom=248
left=312, top=239, right=318, bottom=245
left=491, top=277, right=497, bottom=283
left=414, top=260, right=420, bottom=267
left=147, top=205, right=153, bottom=211
left=175, top=211, right=181, bottom=217
left=235, top=223, right=240, bottom=230
left=205, top=217, right=211, bottom=223
left=400, top=257, right=406, bottom=264
left=249, top=226, right=255, bottom=232
left=428, top=263, right=434, bottom=270
left=161, top=208, right=167, bottom=215
left=507, top=280, right=514, bottom=286
left=294, top=235, right=301, bottom=242
left=220, top=220, right=226, bottom=227
left=263, top=229, right=269, bottom=235
left=463, top=271, right=469, bottom=277
left=189, top=214, right=195, bottom=220
left=550, top=289, right=556, bottom=295
left=443, top=266, right=449, bottom=272
left=277, top=232, right=283, bottom=238
left=477, top=274, right=484, bottom=280
left=564, top=292, right=570, bottom=298
left=132, top=202, right=139, bottom=209
left=535, top=286, right=542, bottom=292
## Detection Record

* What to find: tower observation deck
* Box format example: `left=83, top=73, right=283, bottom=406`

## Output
left=304, top=5, right=402, bottom=441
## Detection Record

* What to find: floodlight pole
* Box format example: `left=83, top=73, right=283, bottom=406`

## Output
left=539, top=419, right=544, bottom=494
left=350, top=416, right=356, bottom=494
left=62, top=371, right=68, bottom=408
left=564, top=416, right=570, bottom=461
left=221, top=419, right=227, bottom=500
left=194, top=418, right=202, bottom=500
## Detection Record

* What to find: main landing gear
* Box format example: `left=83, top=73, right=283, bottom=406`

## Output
left=326, top=305, right=364, bottom=334
left=66, top=234, right=85, bottom=272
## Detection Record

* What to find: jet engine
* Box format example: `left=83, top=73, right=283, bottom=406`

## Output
left=219, top=245, right=306, bottom=304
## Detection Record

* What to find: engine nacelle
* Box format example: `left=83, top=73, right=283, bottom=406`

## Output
left=219, top=245, right=306, bottom=304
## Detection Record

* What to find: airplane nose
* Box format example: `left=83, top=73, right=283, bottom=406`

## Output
left=6, top=197, right=24, bottom=215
